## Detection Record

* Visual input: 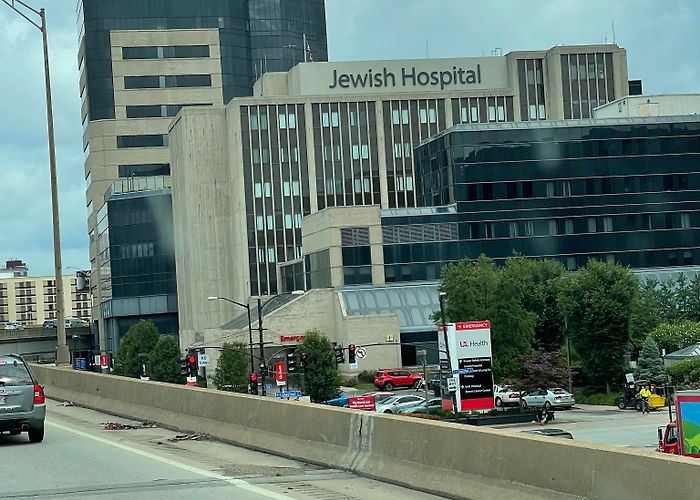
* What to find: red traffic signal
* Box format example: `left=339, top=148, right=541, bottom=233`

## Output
left=188, top=355, right=196, bottom=363
left=250, top=373, right=258, bottom=381
left=348, top=344, right=356, bottom=364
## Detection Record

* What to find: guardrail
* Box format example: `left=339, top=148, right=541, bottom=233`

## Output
left=0, top=327, right=90, bottom=342
left=31, top=365, right=700, bottom=500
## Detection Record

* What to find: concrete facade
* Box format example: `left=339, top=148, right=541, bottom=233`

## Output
left=594, top=93, right=700, bottom=118
left=169, top=44, right=630, bottom=339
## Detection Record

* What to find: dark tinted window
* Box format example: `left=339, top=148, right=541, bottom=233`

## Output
left=118, top=164, right=171, bottom=177
left=116, top=135, right=168, bottom=148
left=122, top=45, right=210, bottom=60
left=0, top=360, right=33, bottom=386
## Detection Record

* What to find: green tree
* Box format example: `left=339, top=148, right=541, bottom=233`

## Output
left=439, top=255, right=535, bottom=380
left=558, top=261, right=637, bottom=392
left=666, top=358, right=700, bottom=385
left=113, top=320, right=160, bottom=378
left=501, top=257, right=566, bottom=350
left=628, top=279, right=663, bottom=350
left=634, top=336, right=667, bottom=383
left=649, top=321, right=700, bottom=353
left=148, top=336, right=183, bottom=384
left=213, top=343, right=249, bottom=392
left=296, top=329, right=340, bottom=403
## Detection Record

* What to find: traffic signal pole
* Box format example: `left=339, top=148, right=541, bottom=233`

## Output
left=257, top=298, right=267, bottom=396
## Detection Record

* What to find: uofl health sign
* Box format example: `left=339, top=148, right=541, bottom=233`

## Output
left=439, top=321, right=495, bottom=411
left=295, top=57, right=509, bottom=96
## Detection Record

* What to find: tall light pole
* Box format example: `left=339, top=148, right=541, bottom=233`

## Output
left=207, top=296, right=254, bottom=373
left=2, top=1, right=68, bottom=363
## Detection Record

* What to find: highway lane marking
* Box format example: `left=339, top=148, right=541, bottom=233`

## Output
left=45, top=419, right=290, bottom=500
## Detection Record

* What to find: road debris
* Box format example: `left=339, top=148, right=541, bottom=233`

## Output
left=167, top=433, right=203, bottom=442
left=58, top=401, right=74, bottom=407
left=103, top=421, right=158, bottom=431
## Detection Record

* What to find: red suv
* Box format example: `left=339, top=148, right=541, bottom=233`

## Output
left=374, top=369, right=423, bottom=391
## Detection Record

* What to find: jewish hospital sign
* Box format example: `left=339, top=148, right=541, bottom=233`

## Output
left=441, top=321, right=495, bottom=411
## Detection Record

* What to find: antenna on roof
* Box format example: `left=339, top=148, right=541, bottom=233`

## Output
left=611, top=19, right=616, bottom=44
left=425, top=37, right=430, bottom=58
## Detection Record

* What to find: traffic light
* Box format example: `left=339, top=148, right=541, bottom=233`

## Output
left=348, top=344, right=356, bottom=364
left=334, top=344, right=345, bottom=364
left=187, top=353, right=198, bottom=376
left=286, top=351, right=298, bottom=373
left=299, top=352, right=309, bottom=372
left=180, top=357, right=189, bottom=378
left=249, top=373, right=259, bottom=395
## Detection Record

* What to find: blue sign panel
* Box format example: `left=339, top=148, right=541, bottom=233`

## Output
left=275, top=390, right=303, bottom=398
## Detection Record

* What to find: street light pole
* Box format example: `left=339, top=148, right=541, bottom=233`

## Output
left=257, top=297, right=266, bottom=396
left=2, top=1, right=67, bottom=363
left=439, top=291, right=458, bottom=414
left=207, top=296, right=254, bottom=373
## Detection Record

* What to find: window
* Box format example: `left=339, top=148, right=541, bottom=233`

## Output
left=264, top=183, right=271, bottom=197
left=497, top=105, right=505, bottom=121
left=471, top=106, right=478, bottom=122
left=361, top=144, right=369, bottom=159
left=546, top=182, right=555, bottom=198
left=256, top=216, right=264, bottom=230
left=259, top=114, right=268, bottom=130
left=603, top=216, right=613, bottom=232
left=404, top=143, right=411, bottom=158
left=124, top=74, right=211, bottom=89
left=529, top=104, right=537, bottom=120
left=252, top=148, right=261, bottom=164
left=392, top=109, right=400, bottom=125
left=284, top=214, right=292, bottom=229
left=460, top=106, right=468, bottom=123
left=331, top=111, right=339, bottom=127
left=261, top=148, right=270, bottom=163
left=406, top=176, right=414, bottom=191
left=322, top=112, right=329, bottom=127
left=295, top=213, right=302, bottom=228
left=292, top=181, right=300, bottom=196
left=335, top=145, right=341, bottom=160
left=401, top=109, right=409, bottom=124
left=266, top=215, right=274, bottom=229
left=122, top=45, right=209, bottom=59
left=488, top=104, right=496, bottom=122
left=118, top=164, right=170, bottom=177
left=116, top=134, right=167, bottom=148
left=681, top=213, right=691, bottom=229
left=279, top=147, right=287, bottom=163
left=394, top=144, right=402, bottom=159
left=288, top=112, right=296, bottom=129
left=429, top=108, right=437, bottom=123
left=352, top=144, right=360, bottom=160
left=283, top=181, right=291, bottom=196
left=354, top=179, right=362, bottom=193
left=420, top=108, right=428, bottom=124
left=291, top=147, right=299, bottom=162
left=250, top=114, right=258, bottom=130
left=588, top=218, right=597, bottom=233
left=268, top=248, right=276, bottom=263
left=279, top=113, right=287, bottom=129
left=350, top=111, right=356, bottom=126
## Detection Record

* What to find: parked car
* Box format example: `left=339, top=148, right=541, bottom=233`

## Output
left=375, top=395, right=425, bottom=414
left=324, top=394, right=350, bottom=407
left=4, top=322, right=24, bottom=331
left=0, top=354, right=46, bottom=443
left=397, top=397, right=443, bottom=415
left=65, top=317, right=88, bottom=328
left=522, top=428, right=574, bottom=439
left=323, top=391, right=395, bottom=408
left=494, top=384, right=522, bottom=407
left=373, top=369, right=423, bottom=391
left=520, top=388, right=575, bottom=409
left=42, top=319, right=57, bottom=329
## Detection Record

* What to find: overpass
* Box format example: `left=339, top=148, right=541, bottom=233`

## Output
left=31, top=365, right=699, bottom=500
left=1, top=327, right=91, bottom=360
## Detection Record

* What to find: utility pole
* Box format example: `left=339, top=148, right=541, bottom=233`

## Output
left=257, top=298, right=267, bottom=396
left=1, top=1, right=67, bottom=363
left=439, top=292, right=458, bottom=414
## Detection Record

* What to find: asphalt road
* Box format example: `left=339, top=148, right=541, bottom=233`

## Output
left=0, top=403, right=443, bottom=500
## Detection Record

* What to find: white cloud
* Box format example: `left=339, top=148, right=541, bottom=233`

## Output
left=1, top=1, right=699, bottom=275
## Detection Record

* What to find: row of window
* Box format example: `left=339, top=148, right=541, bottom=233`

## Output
left=254, top=213, right=303, bottom=231
left=321, top=144, right=371, bottom=162
left=457, top=174, right=693, bottom=202
left=125, top=103, right=211, bottom=119
left=124, top=74, right=212, bottom=90
left=256, top=246, right=304, bottom=264
left=252, top=146, right=300, bottom=164
left=250, top=111, right=297, bottom=130
left=385, top=211, right=698, bottom=242
left=118, top=164, right=171, bottom=178
left=117, top=135, right=168, bottom=148
left=449, top=135, right=700, bottom=163
left=253, top=181, right=301, bottom=198
left=122, top=45, right=210, bottom=60
left=391, top=107, right=438, bottom=126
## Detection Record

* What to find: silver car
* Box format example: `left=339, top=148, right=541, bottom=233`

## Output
left=520, top=388, right=575, bottom=410
left=375, top=395, right=425, bottom=414
left=0, top=354, right=46, bottom=443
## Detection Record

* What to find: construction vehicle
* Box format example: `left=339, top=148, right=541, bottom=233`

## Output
left=615, top=379, right=667, bottom=411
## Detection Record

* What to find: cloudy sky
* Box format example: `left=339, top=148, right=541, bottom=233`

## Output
left=0, top=0, right=698, bottom=276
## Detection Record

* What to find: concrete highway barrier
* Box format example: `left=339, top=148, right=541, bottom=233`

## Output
left=32, top=365, right=700, bottom=500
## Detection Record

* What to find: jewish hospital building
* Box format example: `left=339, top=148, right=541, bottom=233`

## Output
left=169, top=44, right=631, bottom=351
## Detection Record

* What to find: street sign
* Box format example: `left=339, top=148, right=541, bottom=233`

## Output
left=355, top=346, right=367, bottom=359
left=186, top=376, right=198, bottom=386
left=348, top=395, right=376, bottom=411
left=275, top=362, right=287, bottom=386
left=452, top=368, right=474, bottom=375
left=198, top=354, right=211, bottom=367
left=447, top=377, right=457, bottom=392
left=100, top=354, right=108, bottom=368
left=275, top=390, right=302, bottom=399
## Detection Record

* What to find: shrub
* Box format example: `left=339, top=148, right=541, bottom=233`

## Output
left=357, top=370, right=375, bottom=383
left=666, top=358, right=700, bottom=385
left=340, top=376, right=357, bottom=387
left=574, top=392, right=620, bottom=406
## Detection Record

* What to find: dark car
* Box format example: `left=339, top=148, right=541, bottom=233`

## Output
left=0, top=354, right=46, bottom=443
left=42, top=319, right=57, bottom=329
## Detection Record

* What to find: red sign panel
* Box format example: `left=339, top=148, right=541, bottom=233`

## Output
left=275, top=362, right=287, bottom=383
left=348, top=395, right=376, bottom=411
left=280, top=335, right=305, bottom=343
left=100, top=354, right=108, bottom=367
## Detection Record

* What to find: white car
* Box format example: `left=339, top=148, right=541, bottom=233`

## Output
left=4, top=322, right=25, bottom=331
left=494, top=385, right=522, bottom=407
left=375, top=395, right=425, bottom=414
left=520, top=388, right=575, bottom=409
